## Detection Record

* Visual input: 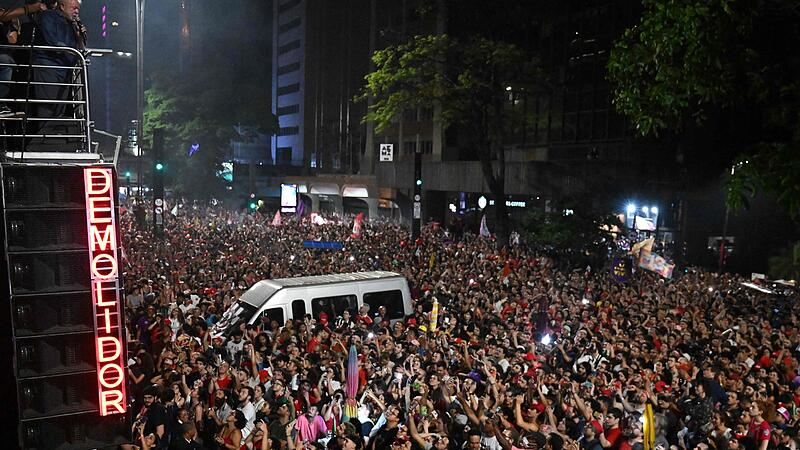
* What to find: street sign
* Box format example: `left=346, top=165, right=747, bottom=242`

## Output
left=380, top=143, right=393, bottom=162
left=413, top=201, right=421, bottom=219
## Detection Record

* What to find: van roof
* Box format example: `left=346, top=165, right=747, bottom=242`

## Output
left=239, top=271, right=404, bottom=308
left=268, top=270, right=402, bottom=288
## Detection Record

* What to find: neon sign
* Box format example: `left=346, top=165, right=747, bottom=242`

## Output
left=84, top=167, right=127, bottom=416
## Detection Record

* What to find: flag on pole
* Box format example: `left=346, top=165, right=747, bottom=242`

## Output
left=296, top=200, right=305, bottom=218
left=271, top=210, right=282, bottom=226
left=629, top=237, right=654, bottom=256
left=428, top=252, right=436, bottom=269
left=643, top=402, right=655, bottom=450
left=352, top=212, right=364, bottom=238
left=479, top=215, right=490, bottom=237
left=638, top=250, right=675, bottom=278
left=429, top=297, right=439, bottom=332
left=344, top=345, right=359, bottom=418
left=170, top=204, right=179, bottom=216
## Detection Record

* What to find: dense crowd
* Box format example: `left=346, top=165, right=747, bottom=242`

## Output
left=120, top=204, right=800, bottom=450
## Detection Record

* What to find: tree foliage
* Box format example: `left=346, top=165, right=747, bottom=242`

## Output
left=143, top=60, right=276, bottom=200
left=768, top=242, right=800, bottom=281
left=607, top=0, right=800, bottom=218
left=521, top=203, right=621, bottom=263
left=359, top=35, right=541, bottom=243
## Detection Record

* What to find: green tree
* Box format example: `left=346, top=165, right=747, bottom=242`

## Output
left=143, top=55, right=276, bottom=200
left=768, top=242, right=800, bottom=281
left=607, top=0, right=800, bottom=217
left=360, top=35, right=540, bottom=244
left=521, top=202, right=621, bottom=265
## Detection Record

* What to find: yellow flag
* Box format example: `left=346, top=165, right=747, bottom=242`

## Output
left=429, top=252, right=435, bottom=269
left=643, top=402, right=655, bottom=450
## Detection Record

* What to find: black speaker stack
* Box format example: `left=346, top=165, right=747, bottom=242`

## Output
left=0, top=162, right=130, bottom=449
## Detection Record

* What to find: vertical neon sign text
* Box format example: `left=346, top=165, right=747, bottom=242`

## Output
left=84, top=167, right=127, bottom=416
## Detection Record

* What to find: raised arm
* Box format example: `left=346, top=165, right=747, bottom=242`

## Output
left=407, top=413, right=428, bottom=450
left=570, top=383, right=593, bottom=421
left=514, top=395, right=539, bottom=432
left=456, top=390, right=482, bottom=426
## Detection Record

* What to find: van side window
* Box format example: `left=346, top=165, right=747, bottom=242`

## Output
left=260, top=307, right=285, bottom=327
left=311, top=294, right=356, bottom=321
left=292, top=299, right=306, bottom=320
left=363, top=290, right=405, bottom=319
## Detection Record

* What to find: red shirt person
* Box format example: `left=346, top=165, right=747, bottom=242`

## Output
left=747, top=402, right=772, bottom=450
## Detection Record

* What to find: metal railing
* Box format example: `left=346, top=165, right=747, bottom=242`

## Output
left=0, top=44, right=91, bottom=154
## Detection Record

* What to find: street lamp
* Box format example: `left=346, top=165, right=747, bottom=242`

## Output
left=135, top=0, right=145, bottom=200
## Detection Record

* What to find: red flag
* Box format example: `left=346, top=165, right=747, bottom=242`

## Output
left=503, top=261, right=510, bottom=278
left=351, top=213, right=364, bottom=238
left=271, top=210, right=282, bottom=226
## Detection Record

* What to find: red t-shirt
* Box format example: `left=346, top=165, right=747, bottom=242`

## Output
left=216, top=375, right=232, bottom=390
left=307, top=337, right=321, bottom=353
left=605, top=427, right=622, bottom=450
left=748, top=419, right=771, bottom=442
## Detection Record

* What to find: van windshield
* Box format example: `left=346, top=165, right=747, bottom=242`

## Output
left=240, top=283, right=278, bottom=306
left=211, top=300, right=257, bottom=338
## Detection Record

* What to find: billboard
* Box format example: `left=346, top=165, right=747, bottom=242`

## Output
left=281, top=183, right=297, bottom=213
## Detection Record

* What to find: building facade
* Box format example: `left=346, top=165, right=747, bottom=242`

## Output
left=268, top=0, right=689, bottom=233
left=271, top=0, right=371, bottom=170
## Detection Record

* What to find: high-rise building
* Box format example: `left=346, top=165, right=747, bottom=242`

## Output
left=271, top=0, right=371, bottom=170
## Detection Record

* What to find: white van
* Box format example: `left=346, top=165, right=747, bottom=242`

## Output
left=211, top=271, right=412, bottom=338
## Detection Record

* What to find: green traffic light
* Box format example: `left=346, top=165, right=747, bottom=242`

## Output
left=249, top=202, right=257, bottom=210
left=416, top=179, right=422, bottom=186
left=124, top=171, right=131, bottom=177
left=155, top=163, right=164, bottom=171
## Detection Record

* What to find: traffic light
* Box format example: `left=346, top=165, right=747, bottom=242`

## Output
left=416, top=178, right=422, bottom=186
left=152, top=128, right=165, bottom=238
left=249, top=201, right=257, bottom=210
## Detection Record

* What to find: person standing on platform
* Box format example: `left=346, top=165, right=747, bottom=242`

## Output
left=32, top=0, right=85, bottom=118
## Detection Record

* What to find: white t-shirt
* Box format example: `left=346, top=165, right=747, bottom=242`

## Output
left=239, top=401, right=256, bottom=440
left=482, top=435, right=501, bottom=450
left=226, top=339, right=245, bottom=356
